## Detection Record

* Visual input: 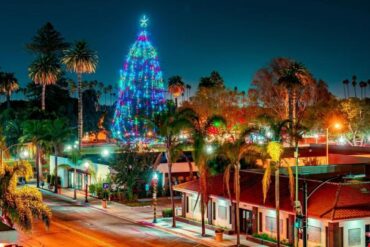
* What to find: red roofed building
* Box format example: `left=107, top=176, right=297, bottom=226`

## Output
left=174, top=165, right=370, bottom=247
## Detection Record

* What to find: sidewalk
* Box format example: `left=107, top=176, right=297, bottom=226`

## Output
left=44, top=187, right=266, bottom=247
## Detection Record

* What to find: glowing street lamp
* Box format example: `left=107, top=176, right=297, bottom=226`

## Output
left=205, top=145, right=214, bottom=155
left=19, top=150, right=30, bottom=159
left=101, top=149, right=110, bottom=158
left=152, top=172, right=159, bottom=223
left=326, top=122, right=341, bottom=164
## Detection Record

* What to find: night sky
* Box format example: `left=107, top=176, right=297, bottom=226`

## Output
left=1, top=0, right=370, bottom=99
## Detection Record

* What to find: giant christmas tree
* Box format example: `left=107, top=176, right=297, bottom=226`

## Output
left=111, top=16, right=166, bottom=142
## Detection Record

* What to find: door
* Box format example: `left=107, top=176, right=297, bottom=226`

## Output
left=240, top=209, right=253, bottom=234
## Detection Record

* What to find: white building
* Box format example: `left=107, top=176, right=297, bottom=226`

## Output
left=174, top=166, right=370, bottom=247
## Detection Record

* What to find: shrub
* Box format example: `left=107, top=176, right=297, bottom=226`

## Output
left=162, top=208, right=173, bottom=218
left=89, top=184, right=96, bottom=194
left=46, top=174, right=51, bottom=184
left=96, top=186, right=103, bottom=199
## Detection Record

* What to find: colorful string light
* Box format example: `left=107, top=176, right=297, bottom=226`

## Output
left=111, top=16, right=166, bottom=143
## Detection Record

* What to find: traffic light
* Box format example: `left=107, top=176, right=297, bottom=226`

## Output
left=295, top=214, right=304, bottom=229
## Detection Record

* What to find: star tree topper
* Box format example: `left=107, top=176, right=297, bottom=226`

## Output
left=140, top=15, right=149, bottom=28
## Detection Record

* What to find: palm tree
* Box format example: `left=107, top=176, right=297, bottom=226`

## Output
left=0, top=160, right=51, bottom=231
left=186, top=84, right=191, bottom=100
left=359, top=81, right=367, bottom=99
left=352, top=75, right=357, bottom=98
left=0, top=72, right=19, bottom=109
left=19, top=120, right=48, bottom=188
left=342, top=79, right=349, bottom=99
left=62, top=41, right=98, bottom=150
left=44, top=119, right=72, bottom=193
left=168, top=76, right=185, bottom=107
left=28, top=55, right=60, bottom=110
left=221, top=128, right=256, bottom=246
left=260, top=120, right=296, bottom=247
left=278, top=62, right=308, bottom=128
left=150, top=101, right=194, bottom=228
left=180, top=108, right=226, bottom=236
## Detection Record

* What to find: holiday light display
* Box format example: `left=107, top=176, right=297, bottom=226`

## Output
left=111, top=16, right=166, bottom=142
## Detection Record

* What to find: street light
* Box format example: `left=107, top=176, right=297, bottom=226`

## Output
left=205, top=144, right=214, bottom=155
left=101, top=149, right=110, bottom=158
left=152, top=172, right=159, bottom=223
left=326, top=123, right=341, bottom=164
left=83, top=161, right=89, bottom=203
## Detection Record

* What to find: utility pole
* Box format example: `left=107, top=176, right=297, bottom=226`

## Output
left=302, top=181, right=307, bottom=247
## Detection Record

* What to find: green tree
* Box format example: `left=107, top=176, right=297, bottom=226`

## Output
left=151, top=100, right=193, bottom=228
left=220, top=128, right=256, bottom=246
left=28, top=55, right=61, bottom=110
left=27, top=22, right=69, bottom=57
left=44, top=119, right=72, bottom=193
left=19, top=120, right=48, bottom=188
left=180, top=107, right=226, bottom=236
left=198, top=71, right=225, bottom=89
left=62, top=41, right=98, bottom=149
left=0, top=72, right=19, bottom=109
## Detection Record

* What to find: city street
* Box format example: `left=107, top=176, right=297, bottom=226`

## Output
left=17, top=192, right=206, bottom=247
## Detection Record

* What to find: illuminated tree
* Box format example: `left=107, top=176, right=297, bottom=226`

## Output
left=168, top=76, right=185, bottom=107
left=0, top=156, right=51, bottom=231
left=0, top=72, right=19, bottom=109
left=111, top=16, right=166, bottom=142
left=28, top=55, right=61, bottom=110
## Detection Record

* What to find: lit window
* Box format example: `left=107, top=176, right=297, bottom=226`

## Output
left=348, top=228, right=361, bottom=246
left=218, top=205, right=227, bottom=220
left=265, top=216, right=283, bottom=234
left=308, top=225, right=321, bottom=243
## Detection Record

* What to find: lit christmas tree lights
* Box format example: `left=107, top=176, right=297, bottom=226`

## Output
left=111, top=16, right=166, bottom=142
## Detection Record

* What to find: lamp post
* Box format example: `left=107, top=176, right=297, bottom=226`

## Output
left=326, top=123, right=341, bottom=164
left=152, top=172, right=158, bottom=223
left=84, top=161, right=89, bottom=203
left=301, top=176, right=340, bottom=247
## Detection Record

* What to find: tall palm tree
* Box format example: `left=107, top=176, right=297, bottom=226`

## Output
left=342, top=79, right=349, bottom=99
left=19, top=120, right=48, bottom=188
left=352, top=75, right=357, bottom=98
left=359, top=81, right=367, bottom=99
left=150, top=101, right=194, bottom=228
left=44, top=119, right=72, bottom=193
left=221, top=128, right=256, bottom=246
left=0, top=160, right=51, bottom=231
left=0, top=72, right=19, bottom=109
left=28, top=55, right=60, bottom=110
left=168, top=76, right=185, bottom=107
left=260, top=119, right=296, bottom=247
left=278, top=62, right=308, bottom=128
left=62, top=41, right=98, bottom=150
left=180, top=107, right=226, bottom=236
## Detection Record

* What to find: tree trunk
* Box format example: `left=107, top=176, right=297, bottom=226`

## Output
left=6, top=93, right=10, bottom=109
left=183, top=153, right=193, bottom=180
left=353, top=86, right=357, bottom=98
left=41, top=85, right=46, bottom=111
left=54, top=150, right=58, bottom=193
left=78, top=73, right=83, bottom=150
left=343, top=84, right=346, bottom=99
left=235, top=162, right=241, bottom=246
left=166, top=151, right=176, bottom=228
left=200, top=193, right=206, bottom=237
left=275, top=168, right=280, bottom=247
left=36, top=145, right=40, bottom=188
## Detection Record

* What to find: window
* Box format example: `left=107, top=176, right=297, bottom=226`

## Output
left=348, top=228, right=361, bottom=246
left=218, top=205, right=227, bottom=220
left=308, top=225, right=321, bottom=243
left=265, top=216, right=283, bottom=234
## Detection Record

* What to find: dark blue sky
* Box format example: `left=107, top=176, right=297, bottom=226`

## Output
left=1, top=0, right=370, bottom=98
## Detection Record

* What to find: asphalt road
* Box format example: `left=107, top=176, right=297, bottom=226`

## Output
left=17, top=193, right=206, bottom=247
